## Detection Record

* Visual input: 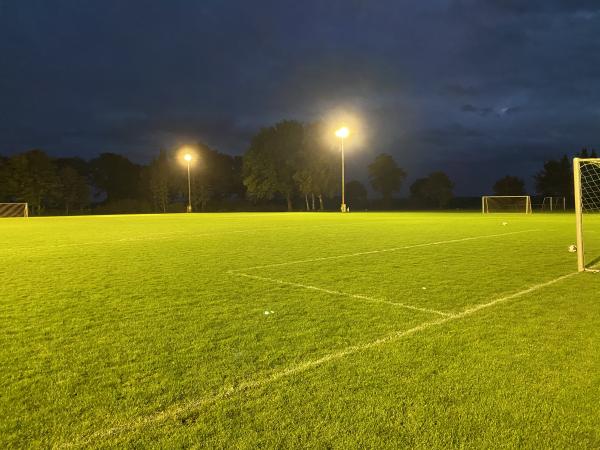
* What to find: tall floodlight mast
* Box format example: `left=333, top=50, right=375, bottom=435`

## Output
left=181, top=150, right=194, bottom=213
left=335, top=126, right=350, bottom=213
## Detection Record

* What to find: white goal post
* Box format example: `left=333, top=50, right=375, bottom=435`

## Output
left=573, top=158, right=600, bottom=272
left=482, top=196, right=532, bottom=214
left=0, top=203, right=29, bottom=218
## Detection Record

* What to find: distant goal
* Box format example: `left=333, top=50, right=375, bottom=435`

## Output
left=482, top=196, right=532, bottom=214
left=541, top=196, right=566, bottom=212
left=573, top=158, right=600, bottom=272
left=0, top=203, right=29, bottom=218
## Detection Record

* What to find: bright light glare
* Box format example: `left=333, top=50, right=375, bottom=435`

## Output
left=335, top=127, right=349, bottom=138
left=184, top=153, right=192, bottom=162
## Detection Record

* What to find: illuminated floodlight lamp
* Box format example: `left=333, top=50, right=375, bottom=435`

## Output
left=335, top=126, right=349, bottom=139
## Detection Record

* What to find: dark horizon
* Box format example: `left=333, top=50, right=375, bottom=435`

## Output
left=1, top=1, right=599, bottom=195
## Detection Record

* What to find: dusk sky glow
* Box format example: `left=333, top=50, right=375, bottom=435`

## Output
left=1, top=0, right=599, bottom=194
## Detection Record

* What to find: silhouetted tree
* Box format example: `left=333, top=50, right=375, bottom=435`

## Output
left=410, top=171, right=454, bottom=208
left=90, top=153, right=142, bottom=203
left=577, top=148, right=598, bottom=158
left=243, top=121, right=303, bottom=211
left=147, top=150, right=170, bottom=212
left=0, top=155, right=8, bottom=201
left=53, top=157, right=91, bottom=214
left=293, top=166, right=314, bottom=211
left=368, top=153, right=406, bottom=204
left=188, top=144, right=244, bottom=211
left=534, top=155, right=571, bottom=197
left=231, top=156, right=245, bottom=198
left=292, top=122, right=334, bottom=211
left=302, top=122, right=338, bottom=211
left=493, top=175, right=525, bottom=196
left=5, top=150, right=60, bottom=214
left=54, top=157, right=90, bottom=178
left=345, top=180, right=368, bottom=210
left=58, top=166, right=90, bottom=214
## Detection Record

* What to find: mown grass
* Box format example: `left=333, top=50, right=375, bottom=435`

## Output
left=1, top=212, right=599, bottom=448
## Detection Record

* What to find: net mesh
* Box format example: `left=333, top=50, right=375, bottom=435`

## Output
left=580, top=161, right=600, bottom=213
left=0, top=203, right=28, bottom=217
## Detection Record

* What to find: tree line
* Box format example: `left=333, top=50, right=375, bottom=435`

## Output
left=493, top=149, right=597, bottom=200
left=0, top=147, right=244, bottom=215
left=0, top=119, right=595, bottom=214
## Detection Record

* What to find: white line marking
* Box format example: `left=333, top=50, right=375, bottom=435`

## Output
left=63, top=271, right=577, bottom=448
left=230, top=271, right=452, bottom=317
left=233, top=229, right=540, bottom=271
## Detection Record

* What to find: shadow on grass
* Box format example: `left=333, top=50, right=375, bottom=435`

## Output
left=586, top=255, right=600, bottom=268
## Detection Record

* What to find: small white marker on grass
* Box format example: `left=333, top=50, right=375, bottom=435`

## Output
left=263, top=310, right=275, bottom=315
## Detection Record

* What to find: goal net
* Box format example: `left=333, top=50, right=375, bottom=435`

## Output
left=482, top=196, right=532, bottom=214
left=573, top=158, right=600, bottom=271
left=0, top=203, right=29, bottom=218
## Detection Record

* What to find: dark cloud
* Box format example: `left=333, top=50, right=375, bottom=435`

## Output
left=461, top=104, right=494, bottom=117
left=1, top=0, right=599, bottom=194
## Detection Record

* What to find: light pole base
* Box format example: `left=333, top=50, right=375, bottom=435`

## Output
left=340, top=203, right=347, bottom=213
left=187, top=205, right=192, bottom=213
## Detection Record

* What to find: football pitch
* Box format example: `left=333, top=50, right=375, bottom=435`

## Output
left=1, top=212, right=599, bottom=448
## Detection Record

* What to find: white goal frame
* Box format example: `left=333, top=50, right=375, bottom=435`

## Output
left=0, top=203, right=29, bottom=218
left=481, top=196, right=532, bottom=214
left=573, top=158, right=600, bottom=272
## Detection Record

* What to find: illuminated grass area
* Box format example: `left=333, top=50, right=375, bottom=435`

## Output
left=1, top=212, right=599, bottom=448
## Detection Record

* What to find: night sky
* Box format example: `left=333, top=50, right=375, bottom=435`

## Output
left=1, top=0, right=599, bottom=195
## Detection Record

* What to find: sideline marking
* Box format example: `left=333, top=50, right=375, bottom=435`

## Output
left=233, top=229, right=540, bottom=271
left=63, top=271, right=577, bottom=448
left=230, top=271, right=452, bottom=317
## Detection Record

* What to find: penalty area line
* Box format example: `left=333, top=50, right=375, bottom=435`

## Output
left=62, top=270, right=577, bottom=449
left=229, top=271, right=452, bottom=317
left=234, top=229, right=541, bottom=271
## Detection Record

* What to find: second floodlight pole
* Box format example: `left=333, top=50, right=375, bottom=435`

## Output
left=340, top=136, right=346, bottom=213
left=187, top=160, right=192, bottom=213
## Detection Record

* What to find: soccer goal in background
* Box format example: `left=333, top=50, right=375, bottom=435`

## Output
left=573, top=158, right=600, bottom=272
left=481, top=196, right=532, bottom=214
left=0, top=203, right=29, bottom=218
left=541, top=196, right=566, bottom=212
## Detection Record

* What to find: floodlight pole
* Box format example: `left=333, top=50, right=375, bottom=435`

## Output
left=186, top=160, right=192, bottom=213
left=340, top=137, right=346, bottom=213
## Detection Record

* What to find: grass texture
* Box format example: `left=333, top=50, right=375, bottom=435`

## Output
left=1, top=212, right=599, bottom=448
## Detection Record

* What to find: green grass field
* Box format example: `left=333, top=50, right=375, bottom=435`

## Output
left=1, top=212, right=599, bottom=448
